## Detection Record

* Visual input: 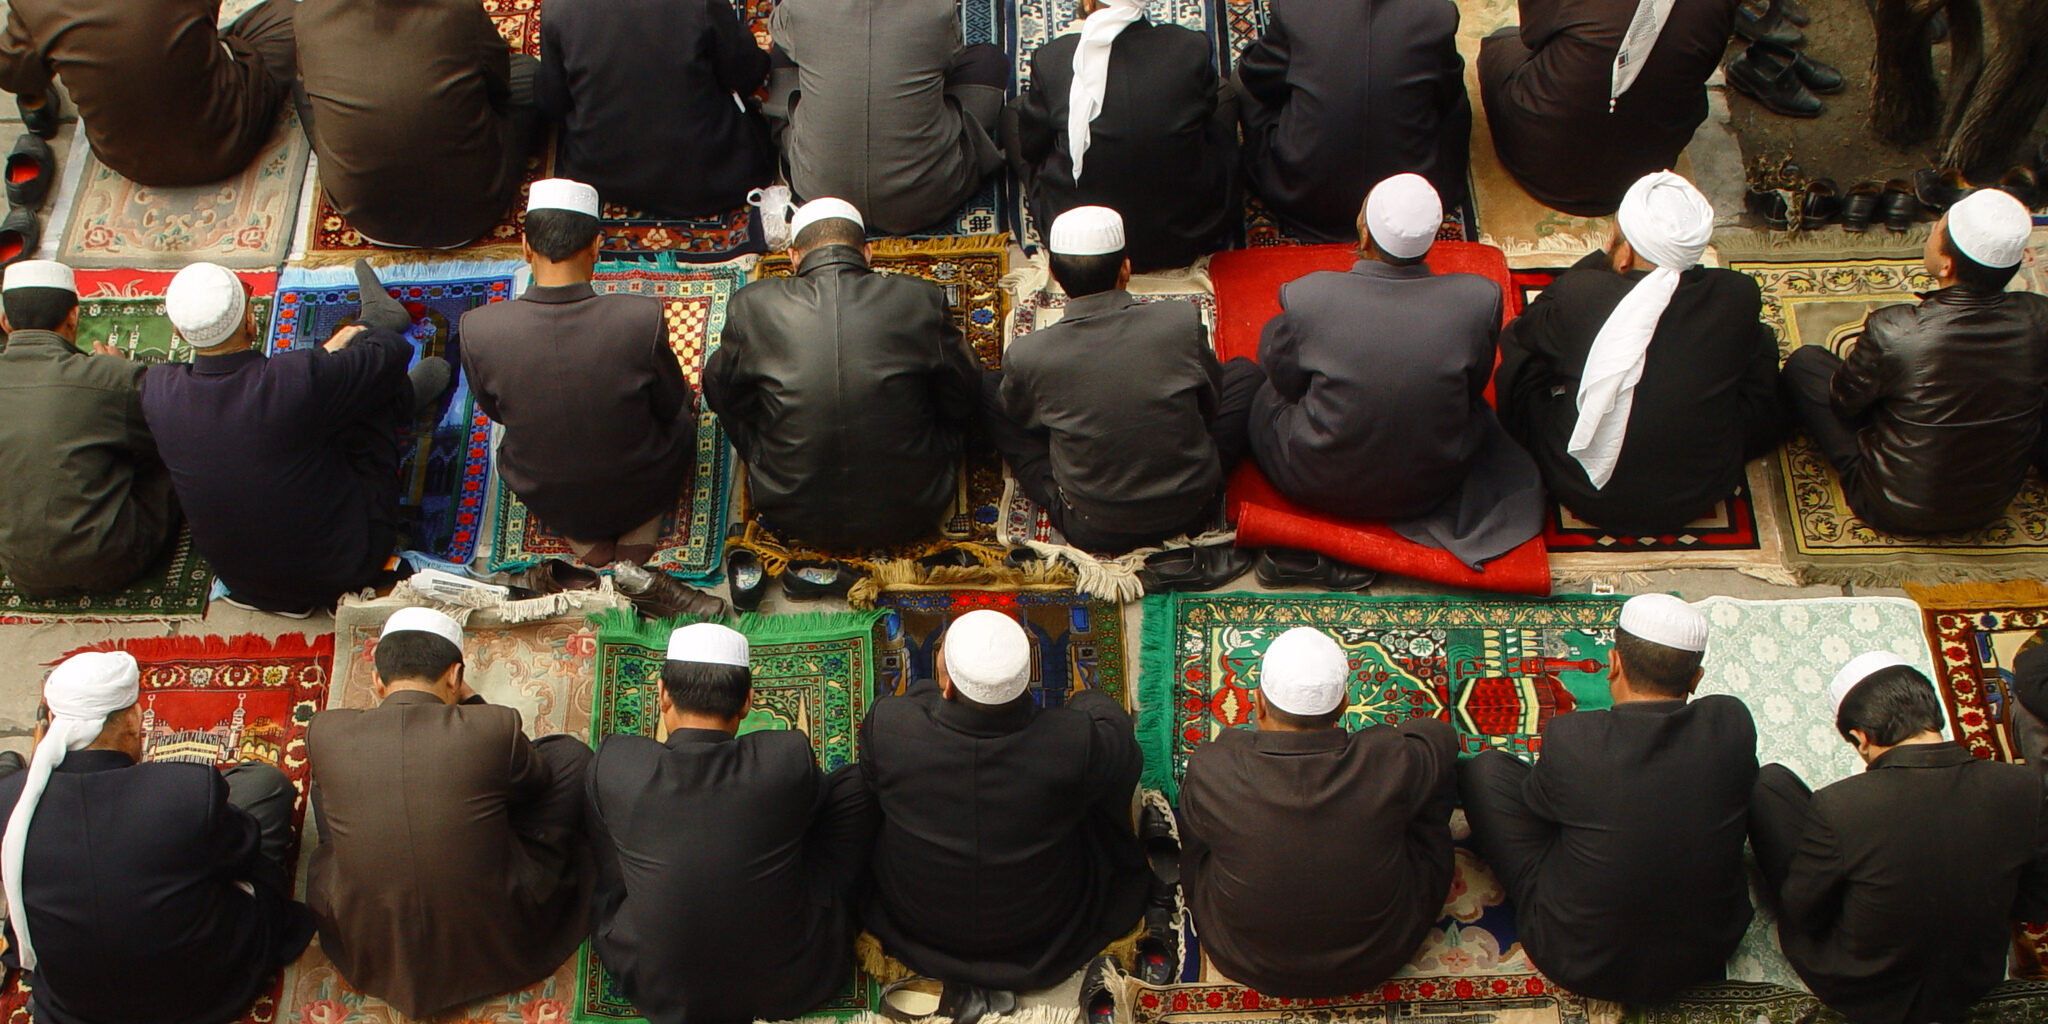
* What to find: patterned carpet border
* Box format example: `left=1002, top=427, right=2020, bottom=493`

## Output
left=874, top=588, right=1127, bottom=708
left=1624, top=980, right=2048, bottom=1024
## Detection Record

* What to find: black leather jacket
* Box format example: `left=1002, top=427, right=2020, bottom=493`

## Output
left=1834, top=286, right=2048, bottom=533
left=704, top=244, right=982, bottom=548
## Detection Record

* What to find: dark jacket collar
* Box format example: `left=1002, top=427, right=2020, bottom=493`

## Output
left=1250, top=727, right=1350, bottom=753
left=54, top=749, right=137, bottom=773
left=797, top=244, right=872, bottom=276
left=0, top=329, right=81, bottom=355
left=1922, top=283, right=2014, bottom=307
left=192, top=349, right=266, bottom=375
left=1868, top=739, right=1976, bottom=771
left=521, top=281, right=597, bottom=304
left=1350, top=259, right=1434, bottom=281
left=933, top=692, right=1036, bottom=737
left=378, top=689, right=452, bottom=709
left=1060, top=289, right=1134, bottom=322
left=666, top=727, right=737, bottom=747
left=1610, top=698, right=1688, bottom=714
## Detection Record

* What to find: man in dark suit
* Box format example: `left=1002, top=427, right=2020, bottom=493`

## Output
left=0, top=651, right=313, bottom=1024
left=140, top=261, right=449, bottom=616
left=461, top=180, right=697, bottom=568
left=1182, top=627, right=1457, bottom=997
left=1750, top=655, right=2048, bottom=1024
left=1235, top=0, right=1468, bottom=243
left=860, top=609, right=1148, bottom=1020
left=586, top=623, right=878, bottom=1024
left=704, top=199, right=982, bottom=549
left=306, top=608, right=594, bottom=1018
left=1008, top=1, right=1235, bottom=271
left=1459, top=593, right=1757, bottom=1004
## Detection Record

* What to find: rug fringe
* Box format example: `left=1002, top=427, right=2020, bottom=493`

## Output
left=853, top=555, right=1077, bottom=608
left=53, top=632, right=334, bottom=668
left=296, top=244, right=529, bottom=269
left=1024, top=530, right=1236, bottom=605
left=280, top=258, right=525, bottom=288
left=1792, top=561, right=2048, bottom=588
left=869, top=234, right=1011, bottom=257
left=1134, top=593, right=1179, bottom=798
left=1904, top=579, right=2048, bottom=609
left=1713, top=225, right=1932, bottom=261
left=374, top=577, right=627, bottom=628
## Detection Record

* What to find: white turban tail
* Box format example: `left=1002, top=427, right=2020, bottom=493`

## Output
left=5, top=651, right=141, bottom=970
left=1066, top=0, right=1146, bottom=180
left=1568, top=171, right=1714, bottom=490
left=1611, top=0, right=1678, bottom=112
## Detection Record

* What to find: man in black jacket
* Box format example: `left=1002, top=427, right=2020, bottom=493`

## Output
left=1182, top=627, right=1456, bottom=997
left=1235, top=0, right=1468, bottom=243
left=1750, top=655, right=2048, bottom=1024
left=1781, top=188, right=2048, bottom=535
left=587, top=623, right=877, bottom=1024
left=984, top=206, right=1260, bottom=553
left=1459, top=593, right=1757, bottom=1004
left=860, top=609, right=1148, bottom=1016
left=1008, top=1, right=1235, bottom=271
left=140, top=261, right=449, bottom=615
left=704, top=199, right=982, bottom=549
left=0, top=650, right=314, bottom=1024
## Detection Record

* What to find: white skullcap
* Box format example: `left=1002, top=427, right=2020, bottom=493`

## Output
left=5, top=651, right=142, bottom=970
left=1048, top=206, right=1126, bottom=256
left=1617, top=593, right=1708, bottom=653
left=380, top=607, right=464, bottom=652
left=790, top=198, right=864, bottom=238
left=1947, top=188, right=2032, bottom=268
left=667, top=622, right=749, bottom=667
left=527, top=177, right=601, bottom=219
left=1260, top=627, right=1350, bottom=717
left=943, top=609, right=1032, bottom=704
left=165, top=262, right=247, bottom=350
left=1363, top=174, right=1443, bottom=260
left=1828, top=651, right=1911, bottom=712
left=1, top=259, right=73, bottom=294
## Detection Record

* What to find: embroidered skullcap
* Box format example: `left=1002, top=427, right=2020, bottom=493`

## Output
left=667, top=622, right=749, bottom=667
left=2, top=260, right=73, bottom=294
left=943, top=609, right=1032, bottom=704
left=380, top=607, right=465, bottom=652
left=164, top=262, right=247, bottom=350
left=526, top=177, right=601, bottom=218
left=1260, top=628, right=1350, bottom=717
left=1947, top=188, right=2032, bottom=268
left=1363, top=174, right=1442, bottom=260
left=1617, top=593, right=1708, bottom=653
left=5, top=651, right=141, bottom=970
left=1829, top=651, right=1911, bottom=712
left=790, top=198, right=864, bottom=237
left=1048, top=206, right=1126, bottom=256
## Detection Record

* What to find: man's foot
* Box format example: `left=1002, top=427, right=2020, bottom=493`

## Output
left=219, top=593, right=315, bottom=619
left=352, top=259, right=413, bottom=334
left=408, top=356, right=453, bottom=415
left=15, top=93, right=58, bottom=140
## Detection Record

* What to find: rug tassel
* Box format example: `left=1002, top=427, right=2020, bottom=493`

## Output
left=1905, top=579, right=2048, bottom=609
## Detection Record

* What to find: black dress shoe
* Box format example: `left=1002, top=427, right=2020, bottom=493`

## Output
left=1879, top=178, right=1924, bottom=231
left=15, top=93, right=58, bottom=140
left=1253, top=547, right=1378, bottom=592
left=2000, top=167, right=2043, bottom=211
left=1138, top=544, right=1256, bottom=593
left=4, top=134, right=54, bottom=210
left=938, top=984, right=1014, bottom=1024
left=0, top=207, right=39, bottom=267
left=614, top=562, right=730, bottom=620
left=781, top=559, right=857, bottom=601
left=1800, top=178, right=1843, bottom=230
left=1746, top=185, right=1794, bottom=230
left=1841, top=181, right=1884, bottom=232
left=1750, top=39, right=1841, bottom=93
left=725, top=548, right=769, bottom=613
left=1734, top=4, right=1805, bottom=47
left=1771, top=0, right=1811, bottom=26
left=1079, top=955, right=1120, bottom=1021
left=1914, top=167, right=1972, bottom=212
left=1727, top=45, right=1824, bottom=118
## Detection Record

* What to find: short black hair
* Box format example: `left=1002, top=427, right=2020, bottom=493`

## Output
left=1614, top=629, right=1705, bottom=698
left=1049, top=251, right=1125, bottom=297
left=375, top=631, right=463, bottom=685
left=1941, top=222, right=2021, bottom=293
left=4, top=287, right=76, bottom=331
left=793, top=217, right=865, bottom=253
left=1262, top=697, right=1344, bottom=731
left=1836, top=665, right=1946, bottom=747
left=525, top=208, right=602, bottom=263
left=662, top=660, right=751, bottom=720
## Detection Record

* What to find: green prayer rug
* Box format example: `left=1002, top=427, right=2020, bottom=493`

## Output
left=1137, top=593, right=1625, bottom=801
left=0, top=523, right=212, bottom=620
left=579, top=608, right=887, bottom=1023
left=1625, top=980, right=2048, bottom=1023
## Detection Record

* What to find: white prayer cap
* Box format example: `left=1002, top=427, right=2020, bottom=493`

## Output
left=1946, top=188, right=2032, bottom=268
left=1260, top=627, right=1350, bottom=717
left=527, top=177, right=601, bottom=219
left=380, top=607, right=465, bottom=652
left=943, top=609, right=1032, bottom=704
left=1616, top=593, right=1708, bottom=653
left=1048, top=206, right=1126, bottom=256
left=1828, top=651, right=1911, bottom=712
left=667, top=622, right=749, bottom=667
left=790, top=198, right=864, bottom=238
left=1, top=259, right=73, bottom=294
left=1363, top=174, right=1442, bottom=260
left=165, top=262, right=247, bottom=350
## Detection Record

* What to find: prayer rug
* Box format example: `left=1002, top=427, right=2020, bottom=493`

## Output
left=0, top=634, right=330, bottom=1024
left=270, top=261, right=519, bottom=566
left=1624, top=980, right=2048, bottom=1024
left=55, top=108, right=309, bottom=269
left=75, top=268, right=277, bottom=365
left=1136, top=592, right=1624, bottom=801
left=485, top=258, right=745, bottom=584
left=1910, top=580, right=2048, bottom=765
left=1730, top=253, right=2048, bottom=584
left=582, top=608, right=887, bottom=1023
left=873, top=588, right=1128, bottom=707
left=1208, top=243, right=1553, bottom=595
left=0, top=523, right=213, bottom=620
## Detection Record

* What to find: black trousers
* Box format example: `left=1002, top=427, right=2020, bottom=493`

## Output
left=808, top=763, right=881, bottom=906
left=1778, top=346, right=1899, bottom=529
left=224, top=761, right=299, bottom=874
left=1456, top=750, right=1553, bottom=907
left=512, top=734, right=595, bottom=881
left=1748, top=762, right=1814, bottom=907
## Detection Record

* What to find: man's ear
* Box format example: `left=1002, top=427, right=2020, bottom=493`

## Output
left=1684, top=666, right=1704, bottom=698
left=0, top=313, right=13, bottom=334
left=583, top=233, right=604, bottom=263
left=62, top=305, right=79, bottom=335
left=371, top=671, right=389, bottom=700
left=437, top=659, right=463, bottom=696
left=657, top=687, right=674, bottom=715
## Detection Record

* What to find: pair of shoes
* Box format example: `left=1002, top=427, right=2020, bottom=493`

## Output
left=613, top=561, right=730, bottom=620
left=1726, top=41, right=1840, bottom=118
left=0, top=133, right=55, bottom=267
left=1254, top=548, right=1377, bottom=591
left=722, top=551, right=860, bottom=611
left=219, top=593, right=316, bottom=619
left=1138, top=544, right=1255, bottom=593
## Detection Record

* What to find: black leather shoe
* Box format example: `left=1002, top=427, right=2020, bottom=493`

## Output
left=1914, top=167, right=1972, bottom=212
left=781, top=559, right=857, bottom=601
left=879, top=978, right=944, bottom=1022
left=1727, top=45, right=1824, bottom=118
left=1254, top=547, right=1377, bottom=591
left=1879, top=178, right=1924, bottom=231
left=1751, top=39, right=1841, bottom=93
left=1733, top=4, right=1805, bottom=47
left=1841, top=180, right=1884, bottom=232
left=0, top=207, right=39, bottom=267
left=725, top=548, right=769, bottom=613
left=1746, top=185, right=1794, bottom=230
left=2000, top=167, right=2043, bottom=211
left=15, top=93, right=58, bottom=140
left=4, top=134, right=54, bottom=210
left=937, top=984, right=1014, bottom=1024
left=1772, top=0, right=1811, bottom=26
left=1800, top=178, right=1843, bottom=230
left=1138, top=544, right=1255, bottom=594
left=1079, top=957, right=1119, bottom=1023
left=614, top=562, right=730, bottom=620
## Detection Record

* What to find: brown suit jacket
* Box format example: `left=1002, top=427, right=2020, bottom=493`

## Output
left=306, top=691, right=590, bottom=1017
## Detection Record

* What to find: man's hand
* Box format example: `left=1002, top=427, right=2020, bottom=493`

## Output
left=323, top=324, right=367, bottom=353
left=90, top=339, right=127, bottom=359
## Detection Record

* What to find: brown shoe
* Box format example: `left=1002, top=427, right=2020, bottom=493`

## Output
left=614, top=562, right=730, bottom=621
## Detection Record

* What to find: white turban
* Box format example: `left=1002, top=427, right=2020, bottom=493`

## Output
left=5, top=652, right=141, bottom=970
left=1611, top=0, right=1678, bottom=112
left=1260, top=628, right=1350, bottom=717
left=943, top=610, right=1033, bottom=705
left=1066, top=0, right=1146, bottom=180
left=1568, top=171, right=1714, bottom=490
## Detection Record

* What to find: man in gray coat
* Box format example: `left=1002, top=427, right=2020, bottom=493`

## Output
left=1248, top=175, right=1543, bottom=568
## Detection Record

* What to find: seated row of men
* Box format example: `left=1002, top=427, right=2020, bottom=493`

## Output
left=6, top=595, right=2042, bottom=1024
left=3, top=170, right=2043, bottom=605
left=0, top=0, right=1738, bottom=253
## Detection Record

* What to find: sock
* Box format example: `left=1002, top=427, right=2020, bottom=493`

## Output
left=353, top=259, right=413, bottom=334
